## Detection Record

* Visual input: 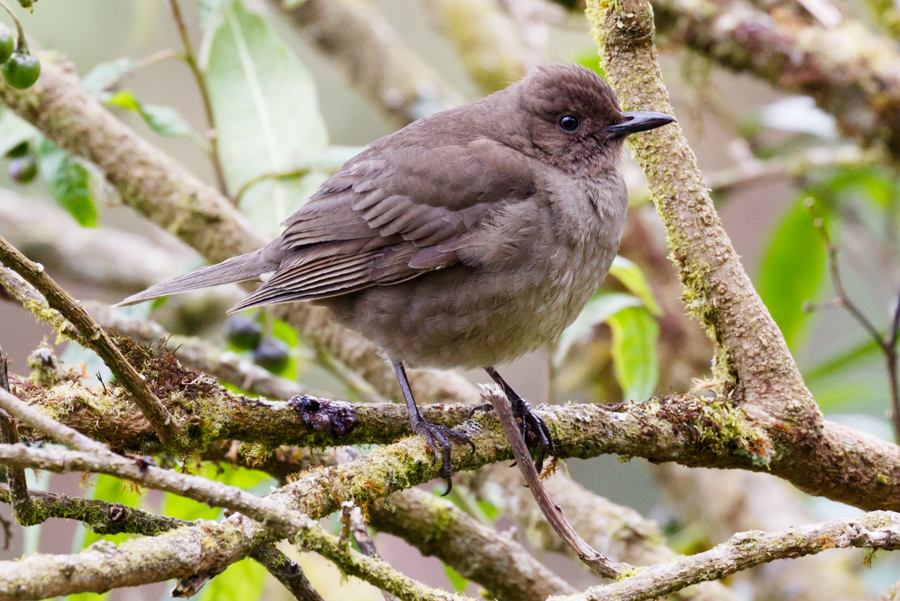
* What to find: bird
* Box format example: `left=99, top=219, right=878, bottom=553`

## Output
left=118, top=63, right=674, bottom=492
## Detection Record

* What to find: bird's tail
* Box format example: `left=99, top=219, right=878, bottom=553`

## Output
left=115, top=250, right=271, bottom=307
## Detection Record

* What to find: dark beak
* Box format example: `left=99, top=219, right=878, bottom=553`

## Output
left=605, top=111, right=675, bottom=136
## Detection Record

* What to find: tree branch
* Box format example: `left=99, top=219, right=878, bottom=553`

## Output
left=270, top=0, right=461, bottom=126
left=369, top=487, right=577, bottom=601
left=551, top=511, right=900, bottom=601
left=0, top=235, right=184, bottom=446
left=653, top=0, right=900, bottom=161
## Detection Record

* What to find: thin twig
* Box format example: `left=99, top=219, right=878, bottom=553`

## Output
left=233, top=167, right=311, bottom=207
left=103, top=48, right=180, bottom=91
left=0, top=236, right=184, bottom=447
left=808, top=200, right=900, bottom=439
left=166, top=0, right=229, bottom=197
left=0, top=346, right=30, bottom=525
left=550, top=511, right=900, bottom=601
left=0, top=387, right=105, bottom=453
left=481, top=385, right=631, bottom=579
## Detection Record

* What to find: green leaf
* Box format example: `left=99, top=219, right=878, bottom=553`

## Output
left=105, top=90, right=202, bottom=142
left=82, top=58, right=135, bottom=96
left=575, top=51, right=606, bottom=80
left=443, top=564, right=469, bottom=593
left=198, top=558, right=269, bottom=601
left=608, top=306, right=659, bottom=401
left=554, top=292, right=643, bottom=369
left=205, top=0, right=329, bottom=236
left=0, top=109, right=37, bottom=156
left=609, top=256, right=662, bottom=315
left=756, top=197, right=828, bottom=351
left=139, top=104, right=197, bottom=138
left=35, top=137, right=98, bottom=227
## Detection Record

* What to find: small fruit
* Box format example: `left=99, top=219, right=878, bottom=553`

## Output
left=253, top=338, right=290, bottom=374
left=223, top=315, right=262, bottom=351
left=8, top=154, right=36, bottom=183
left=0, top=24, right=14, bottom=65
left=2, top=52, right=40, bottom=89
left=6, top=141, right=29, bottom=158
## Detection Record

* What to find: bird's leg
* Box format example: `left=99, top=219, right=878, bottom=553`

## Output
left=481, top=366, right=556, bottom=472
left=391, top=359, right=474, bottom=496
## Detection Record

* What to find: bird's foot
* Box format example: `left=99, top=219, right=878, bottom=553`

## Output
left=473, top=396, right=556, bottom=473
left=414, top=419, right=475, bottom=496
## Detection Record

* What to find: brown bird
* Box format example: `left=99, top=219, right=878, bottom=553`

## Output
left=119, top=63, right=674, bottom=491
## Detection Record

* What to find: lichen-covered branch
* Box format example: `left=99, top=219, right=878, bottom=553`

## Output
left=589, top=0, right=815, bottom=417
left=0, top=386, right=105, bottom=453
left=0, top=235, right=183, bottom=446
left=271, top=0, right=461, bottom=126
left=654, top=466, right=870, bottom=601
left=369, top=487, right=576, bottom=601
left=467, top=465, right=740, bottom=601
left=0, top=442, right=473, bottom=601
left=86, top=302, right=308, bottom=402
left=551, top=511, right=900, bottom=601
left=653, top=0, right=900, bottom=161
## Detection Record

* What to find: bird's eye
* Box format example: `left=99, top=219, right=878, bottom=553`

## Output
left=558, top=114, right=580, bottom=132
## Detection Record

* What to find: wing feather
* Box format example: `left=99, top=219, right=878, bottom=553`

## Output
left=231, top=140, right=538, bottom=312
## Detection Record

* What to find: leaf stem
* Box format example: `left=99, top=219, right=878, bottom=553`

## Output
left=0, top=0, right=28, bottom=52
left=166, top=0, right=229, bottom=198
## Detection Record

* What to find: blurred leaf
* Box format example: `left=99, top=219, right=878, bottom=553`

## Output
left=554, top=292, right=642, bottom=369
left=609, top=256, right=661, bottom=315
left=608, top=306, right=659, bottom=401
left=104, top=89, right=141, bottom=112
left=576, top=51, right=606, bottom=79
left=757, top=197, right=827, bottom=351
left=443, top=565, right=469, bottom=593
left=205, top=0, right=329, bottom=236
left=35, top=137, right=98, bottom=227
left=66, top=592, right=109, bottom=601
left=0, top=110, right=37, bottom=156
left=82, top=58, right=135, bottom=95
left=139, top=104, right=197, bottom=138
left=477, top=498, right=500, bottom=522
left=198, top=557, right=269, bottom=601
left=807, top=370, right=888, bottom=413
left=105, top=90, right=203, bottom=142
left=805, top=337, right=882, bottom=384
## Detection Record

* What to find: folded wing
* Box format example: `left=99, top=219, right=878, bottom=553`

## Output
left=229, top=139, right=537, bottom=312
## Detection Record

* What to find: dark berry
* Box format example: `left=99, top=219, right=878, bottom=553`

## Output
left=9, top=154, right=36, bottom=183
left=0, top=24, right=14, bottom=65
left=223, top=315, right=263, bottom=351
left=2, top=52, right=40, bottom=89
left=253, top=338, right=290, bottom=374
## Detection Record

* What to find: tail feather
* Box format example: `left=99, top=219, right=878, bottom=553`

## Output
left=115, top=250, right=271, bottom=307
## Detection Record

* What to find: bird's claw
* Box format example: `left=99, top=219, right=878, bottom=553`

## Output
left=508, top=398, right=556, bottom=473
left=414, top=420, right=474, bottom=496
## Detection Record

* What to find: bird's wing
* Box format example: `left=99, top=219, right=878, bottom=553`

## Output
left=229, top=140, right=536, bottom=311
